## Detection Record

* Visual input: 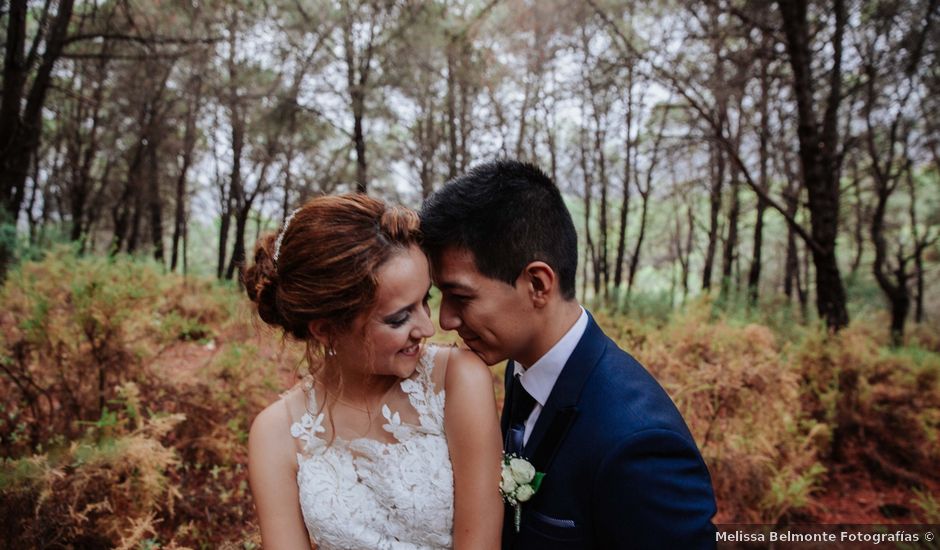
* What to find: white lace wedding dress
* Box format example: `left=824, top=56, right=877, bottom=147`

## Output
left=289, top=345, right=454, bottom=549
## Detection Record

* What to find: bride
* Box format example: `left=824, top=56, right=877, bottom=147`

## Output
left=242, top=193, right=503, bottom=549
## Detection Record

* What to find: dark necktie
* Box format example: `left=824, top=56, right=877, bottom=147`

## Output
left=507, top=374, right=537, bottom=455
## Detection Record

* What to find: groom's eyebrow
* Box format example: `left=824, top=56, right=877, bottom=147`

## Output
left=437, top=281, right=473, bottom=293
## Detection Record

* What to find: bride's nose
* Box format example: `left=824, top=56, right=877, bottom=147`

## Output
left=413, top=305, right=435, bottom=339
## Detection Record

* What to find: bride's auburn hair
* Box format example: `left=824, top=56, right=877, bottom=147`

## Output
left=242, top=193, right=421, bottom=344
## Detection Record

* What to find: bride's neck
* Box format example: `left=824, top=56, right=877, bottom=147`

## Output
left=322, top=368, right=398, bottom=409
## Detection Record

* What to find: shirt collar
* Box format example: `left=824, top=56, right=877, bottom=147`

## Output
left=513, top=307, right=588, bottom=407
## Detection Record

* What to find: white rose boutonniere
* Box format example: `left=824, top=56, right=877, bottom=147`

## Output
left=499, top=453, right=545, bottom=532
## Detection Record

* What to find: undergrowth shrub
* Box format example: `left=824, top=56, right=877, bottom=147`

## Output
left=0, top=383, right=184, bottom=549
left=0, top=248, right=167, bottom=449
left=792, top=319, right=940, bottom=489
left=599, top=303, right=828, bottom=523
left=598, top=300, right=940, bottom=524
left=0, top=248, right=285, bottom=547
left=3, top=248, right=938, bottom=544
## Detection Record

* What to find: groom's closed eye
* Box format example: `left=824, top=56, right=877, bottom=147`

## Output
left=446, top=293, right=472, bottom=304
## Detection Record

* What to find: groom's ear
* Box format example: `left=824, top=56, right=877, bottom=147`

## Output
left=519, top=261, right=556, bottom=309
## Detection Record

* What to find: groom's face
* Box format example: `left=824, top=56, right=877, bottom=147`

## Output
left=431, top=247, right=534, bottom=366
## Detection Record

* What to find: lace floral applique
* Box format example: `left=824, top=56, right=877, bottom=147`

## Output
left=400, top=346, right=445, bottom=433
left=374, top=345, right=443, bottom=441
left=291, top=411, right=326, bottom=457
left=289, top=345, right=453, bottom=549
left=380, top=403, right=406, bottom=438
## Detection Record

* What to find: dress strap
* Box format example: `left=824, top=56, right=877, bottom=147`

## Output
left=290, top=377, right=327, bottom=458
left=396, top=345, right=445, bottom=434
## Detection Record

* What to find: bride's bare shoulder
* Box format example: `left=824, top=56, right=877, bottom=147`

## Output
left=429, top=343, right=485, bottom=370
left=427, top=344, right=483, bottom=383
left=249, top=387, right=305, bottom=469
left=430, top=345, right=492, bottom=398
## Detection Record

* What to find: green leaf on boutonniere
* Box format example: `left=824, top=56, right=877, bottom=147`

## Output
left=531, top=471, right=545, bottom=493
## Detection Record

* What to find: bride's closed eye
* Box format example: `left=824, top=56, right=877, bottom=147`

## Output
left=385, top=291, right=433, bottom=328
left=386, top=313, right=410, bottom=328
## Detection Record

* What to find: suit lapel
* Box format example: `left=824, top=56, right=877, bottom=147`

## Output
left=500, top=359, right=515, bottom=440
left=522, top=313, right=607, bottom=472
left=528, top=406, right=578, bottom=470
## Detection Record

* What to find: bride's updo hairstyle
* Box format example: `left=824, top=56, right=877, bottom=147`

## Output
left=242, top=193, right=421, bottom=349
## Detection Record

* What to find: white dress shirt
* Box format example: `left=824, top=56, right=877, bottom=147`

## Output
left=512, top=307, right=588, bottom=445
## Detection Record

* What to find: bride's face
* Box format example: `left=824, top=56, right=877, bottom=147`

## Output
left=333, top=245, right=435, bottom=379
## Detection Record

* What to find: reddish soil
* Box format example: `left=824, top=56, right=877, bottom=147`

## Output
left=810, top=465, right=939, bottom=524
left=151, top=323, right=301, bottom=390
left=148, top=339, right=220, bottom=385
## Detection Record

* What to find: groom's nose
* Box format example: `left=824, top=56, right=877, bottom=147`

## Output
left=438, top=297, right=461, bottom=331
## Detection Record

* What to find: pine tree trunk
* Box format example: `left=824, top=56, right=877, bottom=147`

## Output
left=778, top=0, right=850, bottom=330
left=702, top=142, right=724, bottom=292
left=147, top=143, right=165, bottom=265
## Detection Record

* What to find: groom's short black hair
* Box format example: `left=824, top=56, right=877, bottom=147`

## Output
left=420, top=159, right=578, bottom=300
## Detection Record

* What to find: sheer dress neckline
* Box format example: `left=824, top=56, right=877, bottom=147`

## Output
left=288, top=344, right=454, bottom=550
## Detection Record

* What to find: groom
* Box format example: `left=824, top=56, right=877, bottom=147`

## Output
left=421, top=160, right=716, bottom=549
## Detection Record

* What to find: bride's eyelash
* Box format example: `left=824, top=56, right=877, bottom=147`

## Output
left=388, top=292, right=431, bottom=327
left=387, top=314, right=409, bottom=327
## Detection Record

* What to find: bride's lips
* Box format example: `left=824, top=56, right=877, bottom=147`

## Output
left=399, top=342, right=420, bottom=357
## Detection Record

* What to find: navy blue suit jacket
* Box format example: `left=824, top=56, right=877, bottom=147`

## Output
left=500, top=312, right=717, bottom=549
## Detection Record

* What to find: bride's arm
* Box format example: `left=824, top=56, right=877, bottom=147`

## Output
left=443, top=348, right=504, bottom=550
left=248, top=399, right=314, bottom=550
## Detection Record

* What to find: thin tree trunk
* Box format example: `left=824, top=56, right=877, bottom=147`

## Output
left=627, top=188, right=649, bottom=296
left=613, top=66, right=633, bottom=291
left=702, top=141, right=724, bottom=292
left=227, top=206, right=249, bottom=280
left=778, top=0, right=850, bottom=330
left=342, top=8, right=372, bottom=194
left=627, top=103, right=668, bottom=296
left=147, top=140, right=165, bottom=265
left=26, top=153, right=40, bottom=244
left=547, top=99, right=558, bottom=183
left=171, top=77, right=201, bottom=272
left=593, top=105, right=610, bottom=298
left=849, top=161, right=864, bottom=276
left=0, top=0, right=75, bottom=278
left=721, top=156, right=740, bottom=301
left=579, top=122, right=598, bottom=299
left=457, top=48, right=471, bottom=172
left=224, top=17, right=245, bottom=279
left=217, top=172, right=231, bottom=279
left=351, top=93, right=368, bottom=193
left=748, top=53, right=771, bottom=306
left=112, top=138, right=146, bottom=254
left=515, top=77, right=532, bottom=159
left=445, top=43, right=458, bottom=180
left=907, top=167, right=925, bottom=323
left=683, top=202, right=694, bottom=301
left=127, top=171, right=145, bottom=254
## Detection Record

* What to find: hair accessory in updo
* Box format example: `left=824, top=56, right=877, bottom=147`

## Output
left=273, top=208, right=300, bottom=264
